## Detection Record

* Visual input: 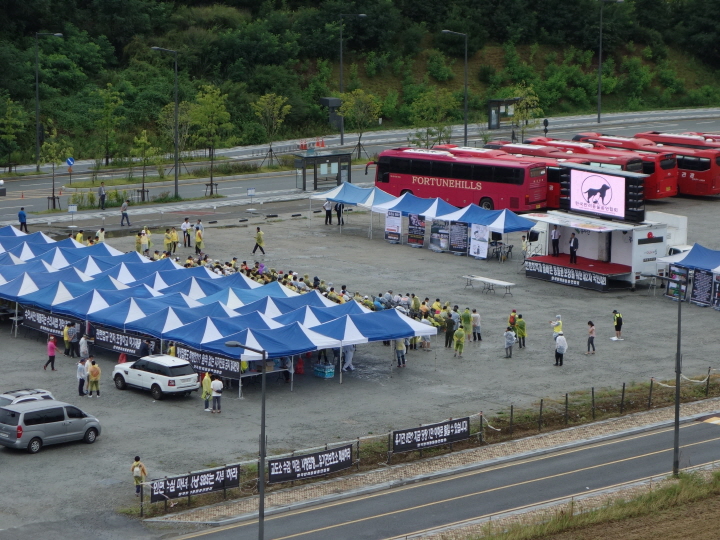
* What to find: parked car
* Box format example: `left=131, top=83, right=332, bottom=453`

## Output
left=112, top=354, right=200, bottom=400
left=667, top=244, right=693, bottom=256
left=0, top=389, right=55, bottom=407
left=0, top=400, right=101, bottom=454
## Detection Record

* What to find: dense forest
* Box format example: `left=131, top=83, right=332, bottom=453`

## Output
left=1, top=0, right=720, bottom=165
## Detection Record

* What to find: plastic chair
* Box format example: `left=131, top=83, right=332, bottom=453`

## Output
left=506, top=245, right=514, bottom=259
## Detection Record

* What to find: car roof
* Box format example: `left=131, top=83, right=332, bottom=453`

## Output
left=139, top=354, right=192, bottom=367
left=0, top=389, right=52, bottom=397
left=1, top=399, right=74, bottom=413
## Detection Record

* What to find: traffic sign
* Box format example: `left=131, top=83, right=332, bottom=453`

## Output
left=66, top=157, right=75, bottom=166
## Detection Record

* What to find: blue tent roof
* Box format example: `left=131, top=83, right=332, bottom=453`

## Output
left=310, top=183, right=373, bottom=205
left=159, top=276, right=227, bottom=299
left=0, top=226, right=26, bottom=237
left=345, top=310, right=438, bottom=341
left=123, top=302, right=239, bottom=337
left=18, top=281, right=92, bottom=310
left=30, top=267, right=93, bottom=289
left=129, top=269, right=189, bottom=290
left=0, top=273, right=40, bottom=302
left=0, top=252, right=24, bottom=265
left=0, top=231, right=53, bottom=247
left=271, top=290, right=335, bottom=311
left=89, top=296, right=182, bottom=329
left=5, top=241, right=59, bottom=260
left=211, top=272, right=263, bottom=290
left=487, top=209, right=536, bottom=233
left=51, top=288, right=133, bottom=317
left=0, top=260, right=56, bottom=282
left=162, top=315, right=273, bottom=346
left=310, top=300, right=372, bottom=318
left=435, top=204, right=502, bottom=225
left=93, top=252, right=149, bottom=265
left=674, top=243, right=720, bottom=271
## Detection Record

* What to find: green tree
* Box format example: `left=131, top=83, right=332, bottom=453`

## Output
left=510, top=82, right=543, bottom=141
left=91, top=83, right=124, bottom=165
left=408, top=88, right=459, bottom=148
left=131, top=130, right=159, bottom=201
left=190, top=85, right=232, bottom=194
left=339, top=89, right=381, bottom=159
left=251, top=93, right=291, bottom=166
left=0, top=97, right=27, bottom=168
left=40, top=121, right=73, bottom=209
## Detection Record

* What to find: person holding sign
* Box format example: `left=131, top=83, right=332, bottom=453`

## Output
left=131, top=456, right=148, bottom=497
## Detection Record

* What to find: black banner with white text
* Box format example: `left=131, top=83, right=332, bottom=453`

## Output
left=268, top=444, right=354, bottom=484
left=393, top=417, right=470, bottom=453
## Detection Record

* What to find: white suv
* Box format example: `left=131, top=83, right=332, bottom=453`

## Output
left=112, top=355, right=200, bottom=400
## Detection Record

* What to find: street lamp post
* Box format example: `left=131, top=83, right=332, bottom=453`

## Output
left=648, top=274, right=683, bottom=476
left=35, top=32, right=63, bottom=173
left=225, top=341, right=268, bottom=540
left=597, top=0, right=624, bottom=123
left=151, top=47, right=180, bottom=198
left=442, top=30, right=469, bottom=146
left=339, top=13, right=366, bottom=146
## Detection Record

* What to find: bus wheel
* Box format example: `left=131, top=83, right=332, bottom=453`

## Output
left=400, top=189, right=413, bottom=196
left=480, top=198, right=494, bottom=210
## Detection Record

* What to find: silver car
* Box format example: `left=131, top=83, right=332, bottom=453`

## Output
left=0, top=400, right=101, bottom=454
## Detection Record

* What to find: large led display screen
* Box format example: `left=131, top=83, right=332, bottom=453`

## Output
left=570, top=169, right=626, bottom=220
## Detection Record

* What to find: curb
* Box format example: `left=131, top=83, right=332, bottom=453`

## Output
left=145, top=402, right=720, bottom=525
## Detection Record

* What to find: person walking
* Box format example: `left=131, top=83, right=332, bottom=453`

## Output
left=453, top=325, right=466, bottom=358
left=549, top=315, right=562, bottom=340
left=68, top=323, right=79, bottom=358
left=44, top=336, right=57, bottom=370
left=77, top=358, right=87, bottom=396
left=342, top=344, right=356, bottom=371
left=461, top=308, right=473, bottom=342
left=323, top=200, right=333, bottom=225
left=555, top=332, right=568, bottom=366
left=210, top=375, right=223, bottom=413
left=131, top=457, right=148, bottom=497
left=252, top=227, right=265, bottom=255
left=63, top=323, right=71, bottom=356
left=569, top=233, right=579, bottom=264
left=551, top=225, right=560, bottom=257
left=508, top=309, right=518, bottom=335
left=170, top=227, right=178, bottom=254
left=471, top=309, right=481, bottom=341
left=120, top=199, right=131, bottom=226
left=335, top=202, right=344, bottom=225
left=195, top=227, right=204, bottom=255
left=444, top=314, right=456, bottom=348
left=18, top=207, right=28, bottom=233
left=586, top=321, right=596, bottom=355
left=503, top=326, right=516, bottom=358
left=516, top=314, right=527, bottom=349
left=395, top=338, right=406, bottom=368
left=181, top=218, right=192, bottom=248
left=201, top=372, right=213, bottom=412
left=87, top=358, right=101, bottom=397
left=97, top=182, right=107, bottom=210
left=612, top=310, right=624, bottom=340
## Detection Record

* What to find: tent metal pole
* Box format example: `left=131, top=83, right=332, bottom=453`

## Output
left=14, top=302, right=18, bottom=337
left=339, top=341, right=343, bottom=384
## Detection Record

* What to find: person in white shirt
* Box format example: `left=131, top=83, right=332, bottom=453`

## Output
left=551, top=225, right=561, bottom=257
left=471, top=309, right=481, bottom=341
left=181, top=218, right=192, bottom=248
left=323, top=200, right=333, bottom=225
left=96, top=227, right=105, bottom=243
left=210, top=376, right=223, bottom=413
left=555, top=332, right=568, bottom=366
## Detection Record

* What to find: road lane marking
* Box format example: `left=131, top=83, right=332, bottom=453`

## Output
left=173, top=424, right=711, bottom=539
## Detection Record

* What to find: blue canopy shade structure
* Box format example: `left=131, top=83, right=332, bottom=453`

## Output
left=0, top=260, right=57, bottom=284
left=159, top=276, right=227, bottom=299
left=4, top=241, right=60, bottom=261
left=434, top=204, right=501, bottom=225
left=50, top=288, right=123, bottom=317
left=85, top=275, right=129, bottom=291
left=52, top=237, right=85, bottom=250
left=97, top=261, right=169, bottom=284
left=233, top=296, right=282, bottom=318
left=29, top=247, right=75, bottom=268
left=0, top=231, right=54, bottom=247
left=212, top=272, right=262, bottom=290
left=18, top=281, right=93, bottom=310
left=177, top=265, right=223, bottom=280
left=487, top=209, right=536, bottom=233
left=229, top=281, right=298, bottom=302
left=307, top=300, right=372, bottom=318
left=372, top=192, right=435, bottom=216
left=72, top=242, right=124, bottom=257
left=310, top=182, right=372, bottom=204
left=0, top=225, right=26, bottom=237
left=273, top=301, right=371, bottom=327
left=129, top=269, right=190, bottom=291
left=162, top=313, right=281, bottom=346
left=31, top=266, right=93, bottom=288
left=344, top=310, right=437, bottom=341
left=309, top=315, right=370, bottom=345
left=123, top=303, right=239, bottom=337
left=89, top=295, right=196, bottom=329
left=93, top=252, right=150, bottom=265
left=667, top=244, right=720, bottom=271
left=0, top=273, right=40, bottom=302
left=271, top=290, right=336, bottom=311
left=64, top=255, right=118, bottom=277
left=0, top=252, right=24, bottom=265
left=203, top=322, right=341, bottom=361
left=356, top=187, right=396, bottom=209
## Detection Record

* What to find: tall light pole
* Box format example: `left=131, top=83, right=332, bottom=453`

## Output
left=649, top=274, right=683, bottom=476
left=597, top=0, right=623, bottom=123
left=225, top=341, right=268, bottom=540
left=151, top=47, right=180, bottom=198
left=442, top=30, right=469, bottom=146
left=339, top=13, right=366, bottom=146
left=35, top=32, right=63, bottom=173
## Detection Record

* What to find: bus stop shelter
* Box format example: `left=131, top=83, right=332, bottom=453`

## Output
left=294, top=151, right=353, bottom=191
left=487, top=97, right=521, bottom=130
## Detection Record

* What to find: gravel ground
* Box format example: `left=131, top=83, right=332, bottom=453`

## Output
left=0, top=193, right=718, bottom=538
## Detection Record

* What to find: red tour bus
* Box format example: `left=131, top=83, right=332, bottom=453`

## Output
left=574, top=133, right=720, bottom=196
left=634, top=131, right=720, bottom=150
left=434, top=145, right=590, bottom=209
left=371, top=148, right=548, bottom=210
left=525, top=136, right=678, bottom=199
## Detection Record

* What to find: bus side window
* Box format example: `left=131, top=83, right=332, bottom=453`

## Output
left=472, top=165, right=493, bottom=182
left=410, top=160, right=433, bottom=176
left=642, top=161, right=656, bottom=174
left=453, top=163, right=473, bottom=180
left=433, top=161, right=453, bottom=179
left=698, top=157, right=711, bottom=171
left=377, top=157, right=390, bottom=182
left=389, top=158, right=411, bottom=175
left=494, top=166, right=523, bottom=185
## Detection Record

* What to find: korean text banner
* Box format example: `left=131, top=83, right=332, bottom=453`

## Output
left=150, top=465, right=240, bottom=503
left=268, top=444, right=353, bottom=484
left=393, top=417, right=469, bottom=453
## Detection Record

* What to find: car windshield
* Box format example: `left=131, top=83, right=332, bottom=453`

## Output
left=168, top=364, right=196, bottom=376
left=0, top=397, right=12, bottom=407
left=0, top=408, right=19, bottom=426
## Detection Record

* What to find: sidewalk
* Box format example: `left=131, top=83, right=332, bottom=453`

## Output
left=147, top=397, right=720, bottom=526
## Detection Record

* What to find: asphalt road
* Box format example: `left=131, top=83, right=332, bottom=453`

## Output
left=176, top=418, right=720, bottom=540
left=3, top=109, right=720, bottom=223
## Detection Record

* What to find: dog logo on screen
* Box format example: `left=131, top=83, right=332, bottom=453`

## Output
left=581, top=175, right=613, bottom=205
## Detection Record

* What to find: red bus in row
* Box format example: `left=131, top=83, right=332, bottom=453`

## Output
left=524, top=137, right=678, bottom=199
left=573, top=132, right=720, bottom=196
left=635, top=131, right=720, bottom=150
left=371, top=148, right=548, bottom=210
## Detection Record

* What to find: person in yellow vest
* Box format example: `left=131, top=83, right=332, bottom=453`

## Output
left=87, top=358, right=101, bottom=397
left=453, top=325, right=466, bottom=358
left=75, top=230, right=84, bottom=243
left=166, top=342, right=176, bottom=357
left=96, top=227, right=105, bottom=243
left=164, top=229, right=172, bottom=254
left=135, top=232, right=143, bottom=253
left=549, top=314, right=562, bottom=340
left=170, top=227, right=178, bottom=254
left=85, top=236, right=94, bottom=246
left=252, top=226, right=265, bottom=255
left=195, top=227, right=204, bottom=255
left=143, top=227, right=153, bottom=250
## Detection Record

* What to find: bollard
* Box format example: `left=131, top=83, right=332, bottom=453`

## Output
left=480, top=412, right=484, bottom=445
left=707, top=367, right=712, bottom=397
left=620, top=382, right=626, bottom=414
left=648, top=378, right=654, bottom=410
left=564, top=394, right=569, bottom=425
left=509, top=405, right=514, bottom=438
left=538, top=399, right=543, bottom=432
left=591, top=388, right=596, bottom=420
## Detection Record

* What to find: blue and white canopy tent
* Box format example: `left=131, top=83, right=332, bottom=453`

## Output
left=310, top=183, right=395, bottom=234
left=0, top=225, right=27, bottom=237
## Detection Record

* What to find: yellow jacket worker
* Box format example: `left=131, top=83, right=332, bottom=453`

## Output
left=252, top=226, right=265, bottom=255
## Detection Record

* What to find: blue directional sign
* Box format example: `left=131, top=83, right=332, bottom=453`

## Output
left=66, top=157, right=75, bottom=167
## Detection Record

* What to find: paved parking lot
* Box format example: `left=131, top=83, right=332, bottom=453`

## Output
left=0, top=193, right=718, bottom=538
